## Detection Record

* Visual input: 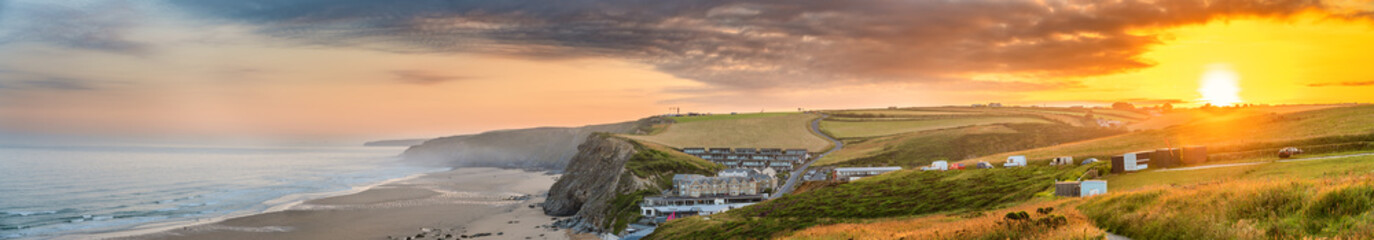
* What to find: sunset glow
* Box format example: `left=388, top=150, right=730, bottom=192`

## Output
left=1198, top=64, right=1244, bottom=106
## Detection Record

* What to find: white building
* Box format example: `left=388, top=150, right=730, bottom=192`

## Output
left=833, top=166, right=902, bottom=181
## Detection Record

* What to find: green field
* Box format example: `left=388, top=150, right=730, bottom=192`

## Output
left=666, top=112, right=796, bottom=123
left=626, top=113, right=833, bottom=152
left=821, top=116, right=1052, bottom=139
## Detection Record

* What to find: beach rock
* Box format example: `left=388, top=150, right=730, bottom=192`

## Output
left=542, top=134, right=637, bottom=217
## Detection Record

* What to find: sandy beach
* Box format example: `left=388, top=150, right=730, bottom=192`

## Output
left=90, top=168, right=569, bottom=240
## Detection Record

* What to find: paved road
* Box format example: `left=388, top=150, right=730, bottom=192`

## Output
left=774, top=114, right=843, bottom=198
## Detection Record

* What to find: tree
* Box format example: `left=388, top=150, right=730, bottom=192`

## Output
left=1161, top=103, right=1174, bottom=112
left=1111, top=102, right=1136, bottom=110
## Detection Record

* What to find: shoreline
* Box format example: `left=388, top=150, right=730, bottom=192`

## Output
left=48, top=170, right=445, bottom=240
left=58, top=167, right=569, bottom=240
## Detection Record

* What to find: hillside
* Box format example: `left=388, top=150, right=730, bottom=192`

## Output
left=402, top=118, right=663, bottom=170
left=812, top=107, right=1127, bottom=167
left=624, top=113, right=833, bottom=152
left=645, top=164, right=1107, bottom=239
left=960, top=104, right=1374, bottom=166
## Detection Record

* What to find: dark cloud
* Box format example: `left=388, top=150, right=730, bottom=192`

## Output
left=0, top=78, right=96, bottom=91
left=391, top=70, right=472, bottom=85
left=166, top=0, right=1342, bottom=90
left=1, top=1, right=149, bottom=54
left=1308, top=80, right=1374, bottom=87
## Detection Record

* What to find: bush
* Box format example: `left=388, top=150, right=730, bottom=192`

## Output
left=1306, top=185, right=1374, bottom=220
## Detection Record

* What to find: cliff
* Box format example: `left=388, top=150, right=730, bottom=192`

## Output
left=543, top=134, right=721, bottom=234
left=363, top=139, right=428, bottom=147
left=401, top=118, right=665, bottom=170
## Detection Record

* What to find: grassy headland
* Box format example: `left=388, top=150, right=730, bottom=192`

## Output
left=625, top=113, right=833, bottom=152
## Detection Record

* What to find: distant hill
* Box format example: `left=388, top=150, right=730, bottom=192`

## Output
left=362, top=139, right=429, bottom=147
left=400, top=118, right=664, bottom=170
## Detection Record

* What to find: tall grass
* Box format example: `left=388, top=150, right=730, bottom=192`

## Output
left=1079, top=175, right=1374, bottom=239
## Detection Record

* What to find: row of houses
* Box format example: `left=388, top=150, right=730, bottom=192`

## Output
left=640, top=169, right=775, bottom=222
left=671, top=169, right=777, bottom=197
left=681, top=147, right=812, bottom=172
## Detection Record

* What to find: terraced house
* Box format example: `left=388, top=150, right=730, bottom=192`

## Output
left=671, top=169, right=776, bottom=197
left=680, top=147, right=812, bottom=172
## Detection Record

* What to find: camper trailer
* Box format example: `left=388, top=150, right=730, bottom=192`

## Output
left=1054, top=180, right=1109, bottom=197
left=1050, top=156, right=1074, bottom=166
left=976, top=161, right=995, bottom=169
left=921, top=161, right=949, bottom=171
left=1003, top=156, right=1027, bottom=167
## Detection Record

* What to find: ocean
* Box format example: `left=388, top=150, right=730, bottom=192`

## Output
left=0, top=144, right=442, bottom=239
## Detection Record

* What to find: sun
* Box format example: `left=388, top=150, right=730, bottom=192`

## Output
left=1197, top=64, right=1243, bottom=106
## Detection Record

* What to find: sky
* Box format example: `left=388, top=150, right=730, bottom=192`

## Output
left=1, top=0, right=1373, bottom=142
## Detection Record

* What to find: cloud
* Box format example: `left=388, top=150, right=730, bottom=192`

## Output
left=391, top=70, right=472, bottom=85
left=1308, top=80, right=1374, bottom=87
left=165, top=0, right=1346, bottom=91
left=0, top=1, right=149, bottom=54
left=0, top=77, right=96, bottom=91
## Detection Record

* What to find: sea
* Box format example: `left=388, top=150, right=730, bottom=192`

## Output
left=0, top=144, right=443, bottom=239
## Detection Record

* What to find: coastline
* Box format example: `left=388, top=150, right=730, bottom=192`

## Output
left=59, top=167, right=569, bottom=240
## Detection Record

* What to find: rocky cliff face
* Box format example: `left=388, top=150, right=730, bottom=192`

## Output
left=543, top=134, right=637, bottom=221
left=401, top=118, right=664, bottom=170
left=543, top=133, right=720, bottom=234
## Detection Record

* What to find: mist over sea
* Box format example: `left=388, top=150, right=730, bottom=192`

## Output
left=0, top=144, right=441, bottom=239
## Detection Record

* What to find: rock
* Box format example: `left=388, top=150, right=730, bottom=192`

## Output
left=542, top=134, right=638, bottom=217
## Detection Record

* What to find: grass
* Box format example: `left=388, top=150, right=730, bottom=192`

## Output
left=820, top=116, right=1052, bottom=138
left=1106, top=154, right=1374, bottom=192
left=1080, top=172, right=1374, bottom=239
left=811, top=125, right=1018, bottom=166
left=960, top=104, right=1374, bottom=166
left=625, top=113, right=833, bottom=152
left=818, top=123, right=1122, bottom=168
left=644, top=163, right=1106, bottom=239
left=782, top=199, right=1105, bottom=240
left=667, top=112, right=797, bottom=123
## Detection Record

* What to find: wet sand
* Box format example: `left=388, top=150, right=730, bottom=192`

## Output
left=99, top=168, right=569, bottom=240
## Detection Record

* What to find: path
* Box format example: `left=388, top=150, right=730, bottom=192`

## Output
left=1156, top=152, right=1374, bottom=172
left=774, top=114, right=843, bottom=198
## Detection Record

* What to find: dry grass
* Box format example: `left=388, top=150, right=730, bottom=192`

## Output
left=623, top=113, right=833, bottom=152
left=1081, top=172, right=1374, bottom=239
left=782, top=199, right=1104, bottom=240
left=820, top=116, right=1050, bottom=139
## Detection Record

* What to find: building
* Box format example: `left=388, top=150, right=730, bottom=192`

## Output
left=1003, top=155, right=1027, bottom=167
left=1054, top=180, right=1108, bottom=197
left=642, top=169, right=775, bottom=222
left=671, top=169, right=776, bottom=198
left=1111, top=151, right=1151, bottom=173
left=833, top=166, right=902, bottom=181
left=680, top=147, right=812, bottom=172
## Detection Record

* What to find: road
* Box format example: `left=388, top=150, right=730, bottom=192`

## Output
left=774, top=114, right=843, bottom=198
left=1156, top=152, right=1374, bottom=172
